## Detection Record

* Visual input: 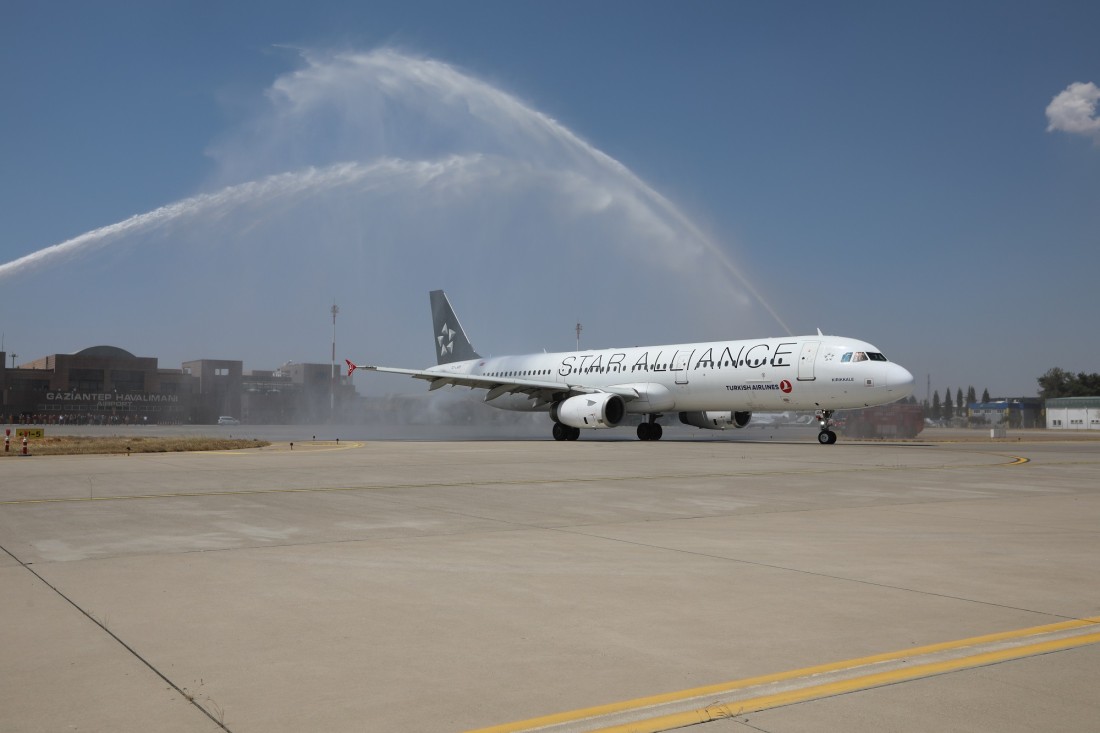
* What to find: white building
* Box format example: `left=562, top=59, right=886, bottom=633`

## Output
left=1046, top=397, right=1100, bottom=430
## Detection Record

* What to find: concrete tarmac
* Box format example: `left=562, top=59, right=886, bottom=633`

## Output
left=1, top=431, right=1098, bottom=732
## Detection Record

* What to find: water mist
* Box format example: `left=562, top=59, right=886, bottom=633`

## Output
left=0, top=48, right=790, bottom=372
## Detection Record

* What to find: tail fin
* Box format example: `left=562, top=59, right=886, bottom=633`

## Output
left=430, top=290, right=481, bottom=364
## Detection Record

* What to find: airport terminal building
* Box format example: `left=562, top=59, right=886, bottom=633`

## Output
left=1, top=347, right=359, bottom=425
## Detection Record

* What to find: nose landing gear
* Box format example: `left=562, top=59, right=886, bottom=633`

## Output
left=816, top=410, right=837, bottom=444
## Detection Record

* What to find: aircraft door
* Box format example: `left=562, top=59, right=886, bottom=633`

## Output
left=797, top=341, right=820, bottom=381
left=672, top=350, right=691, bottom=385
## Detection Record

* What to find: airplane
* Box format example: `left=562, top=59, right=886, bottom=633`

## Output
left=347, top=290, right=915, bottom=444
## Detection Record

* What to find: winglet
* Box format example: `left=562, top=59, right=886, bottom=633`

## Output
left=346, top=359, right=358, bottom=377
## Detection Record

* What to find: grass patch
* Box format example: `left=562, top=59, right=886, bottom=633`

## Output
left=2, top=436, right=270, bottom=457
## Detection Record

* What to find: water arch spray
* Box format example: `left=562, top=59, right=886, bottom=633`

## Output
left=0, top=48, right=790, bottom=366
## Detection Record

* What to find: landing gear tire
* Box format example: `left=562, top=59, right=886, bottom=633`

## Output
left=553, top=423, right=581, bottom=441
left=815, top=409, right=837, bottom=445
left=637, top=422, right=663, bottom=441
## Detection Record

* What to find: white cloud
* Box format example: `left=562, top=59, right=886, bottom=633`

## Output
left=1045, top=81, right=1100, bottom=140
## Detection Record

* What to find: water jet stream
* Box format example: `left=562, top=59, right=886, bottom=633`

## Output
left=1, top=48, right=791, bottom=337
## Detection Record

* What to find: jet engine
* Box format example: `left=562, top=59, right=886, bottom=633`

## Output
left=551, top=393, right=626, bottom=429
left=678, top=411, right=752, bottom=430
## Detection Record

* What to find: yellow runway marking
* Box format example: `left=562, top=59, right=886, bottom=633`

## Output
left=468, top=616, right=1100, bottom=733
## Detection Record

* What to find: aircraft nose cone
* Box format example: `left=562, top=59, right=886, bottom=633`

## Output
left=888, top=363, right=915, bottom=396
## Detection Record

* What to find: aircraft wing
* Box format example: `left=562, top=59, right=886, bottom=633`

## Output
left=347, top=361, right=640, bottom=407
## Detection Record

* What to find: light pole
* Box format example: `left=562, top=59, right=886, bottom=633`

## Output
left=330, top=302, right=339, bottom=419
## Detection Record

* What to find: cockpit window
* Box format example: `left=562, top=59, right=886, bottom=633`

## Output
left=842, top=351, right=888, bottom=363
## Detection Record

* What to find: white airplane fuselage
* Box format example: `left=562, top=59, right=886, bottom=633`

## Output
left=424, top=335, right=913, bottom=414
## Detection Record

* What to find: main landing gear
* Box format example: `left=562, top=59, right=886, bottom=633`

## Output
left=637, top=415, right=663, bottom=441
left=816, top=410, right=837, bottom=445
left=552, top=422, right=581, bottom=441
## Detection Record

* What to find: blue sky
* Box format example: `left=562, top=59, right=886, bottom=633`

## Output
left=2, top=0, right=1098, bottom=400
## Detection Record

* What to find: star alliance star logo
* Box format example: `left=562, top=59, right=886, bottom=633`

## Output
left=438, top=322, right=456, bottom=356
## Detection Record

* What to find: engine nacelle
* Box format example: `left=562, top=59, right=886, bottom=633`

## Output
left=551, top=393, right=626, bottom=429
left=678, top=410, right=752, bottom=430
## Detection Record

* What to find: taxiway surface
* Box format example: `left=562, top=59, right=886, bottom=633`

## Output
left=2, top=433, right=1098, bottom=732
